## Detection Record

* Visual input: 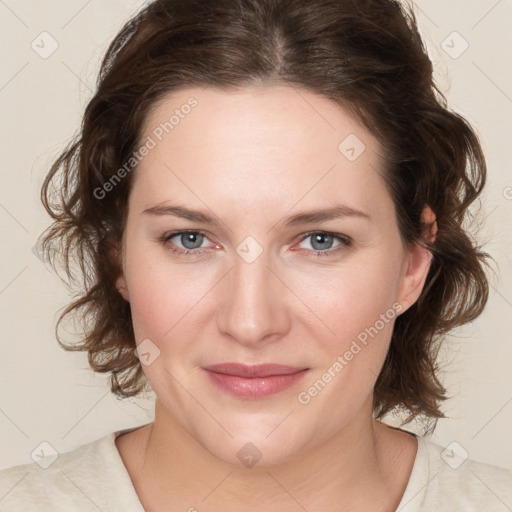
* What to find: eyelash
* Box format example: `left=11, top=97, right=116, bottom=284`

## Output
left=158, top=230, right=352, bottom=258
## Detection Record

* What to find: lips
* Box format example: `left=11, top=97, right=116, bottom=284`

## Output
left=202, top=363, right=309, bottom=399
left=203, top=363, right=306, bottom=378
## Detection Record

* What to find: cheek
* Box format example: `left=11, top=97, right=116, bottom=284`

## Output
left=122, top=234, right=204, bottom=341
left=127, top=262, right=211, bottom=343
left=293, top=252, right=402, bottom=344
left=291, top=256, right=403, bottom=418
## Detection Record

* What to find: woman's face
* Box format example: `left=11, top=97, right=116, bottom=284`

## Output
left=117, top=85, right=430, bottom=465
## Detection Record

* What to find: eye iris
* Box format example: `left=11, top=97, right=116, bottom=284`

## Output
left=311, top=233, right=333, bottom=251
left=181, top=232, right=203, bottom=250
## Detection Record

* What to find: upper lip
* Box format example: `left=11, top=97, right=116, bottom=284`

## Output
left=203, top=363, right=308, bottom=378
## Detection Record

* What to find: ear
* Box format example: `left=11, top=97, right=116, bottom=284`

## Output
left=110, top=240, right=130, bottom=302
left=397, top=205, right=437, bottom=313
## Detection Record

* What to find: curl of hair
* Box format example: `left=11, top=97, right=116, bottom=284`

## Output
left=41, top=0, right=491, bottom=431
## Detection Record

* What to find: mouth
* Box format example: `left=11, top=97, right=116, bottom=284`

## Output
left=202, top=363, right=309, bottom=399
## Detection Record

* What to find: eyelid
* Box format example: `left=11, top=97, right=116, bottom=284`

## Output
left=296, top=230, right=351, bottom=245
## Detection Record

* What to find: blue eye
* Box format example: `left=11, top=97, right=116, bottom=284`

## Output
left=300, top=232, right=339, bottom=251
left=296, top=231, right=352, bottom=257
left=171, top=232, right=206, bottom=250
left=160, top=230, right=213, bottom=255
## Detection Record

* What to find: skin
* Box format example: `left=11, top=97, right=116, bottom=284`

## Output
left=114, top=85, right=436, bottom=511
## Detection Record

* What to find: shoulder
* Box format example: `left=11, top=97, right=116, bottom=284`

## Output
left=398, top=435, right=512, bottom=512
left=0, top=426, right=147, bottom=512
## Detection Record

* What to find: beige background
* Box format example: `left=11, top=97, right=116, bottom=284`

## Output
left=0, top=0, right=511, bottom=471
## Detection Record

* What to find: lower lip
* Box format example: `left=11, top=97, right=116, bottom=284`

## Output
left=204, top=369, right=309, bottom=399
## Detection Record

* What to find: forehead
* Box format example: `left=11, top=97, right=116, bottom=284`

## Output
left=130, top=85, right=392, bottom=224
left=141, top=84, right=381, bottom=155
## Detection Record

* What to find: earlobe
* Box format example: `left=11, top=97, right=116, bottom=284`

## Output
left=397, top=205, right=436, bottom=313
left=397, top=247, right=432, bottom=313
left=110, top=239, right=129, bottom=302
left=116, top=274, right=130, bottom=302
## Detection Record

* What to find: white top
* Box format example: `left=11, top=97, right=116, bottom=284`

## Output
left=1, top=425, right=511, bottom=511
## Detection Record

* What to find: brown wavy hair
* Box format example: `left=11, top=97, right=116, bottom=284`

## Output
left=40, top=0, right=491, bottom=432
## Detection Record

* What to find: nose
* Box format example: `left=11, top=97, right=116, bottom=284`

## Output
left=215, top=250, right=291, bottom=347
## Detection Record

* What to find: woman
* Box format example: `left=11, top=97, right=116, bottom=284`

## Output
left=1, top=0, right=511, bottom=510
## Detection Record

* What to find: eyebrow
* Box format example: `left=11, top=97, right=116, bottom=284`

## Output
left=142, top=203, right=371, bottom=228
